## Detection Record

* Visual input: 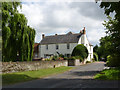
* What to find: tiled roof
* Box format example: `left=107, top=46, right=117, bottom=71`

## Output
left=40, top=32, right=82, bottom=44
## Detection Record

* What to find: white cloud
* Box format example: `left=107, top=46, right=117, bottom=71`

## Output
left=19, top=2, right=107, bottom=46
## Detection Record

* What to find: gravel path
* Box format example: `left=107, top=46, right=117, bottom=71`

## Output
left=3, top=62, right=120, bottom=89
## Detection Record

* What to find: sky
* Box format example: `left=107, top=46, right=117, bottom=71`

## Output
left=19, top=1, right=109, bottom=46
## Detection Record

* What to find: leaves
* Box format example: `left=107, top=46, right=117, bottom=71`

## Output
left=2, top=2, right=35, bottom=62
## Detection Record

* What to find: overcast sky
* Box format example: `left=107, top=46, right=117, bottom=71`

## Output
left=19, top=1, right=109, bottom=46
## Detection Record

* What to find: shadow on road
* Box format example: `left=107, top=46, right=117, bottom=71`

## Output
left=71, top=71, right=100, bottom=76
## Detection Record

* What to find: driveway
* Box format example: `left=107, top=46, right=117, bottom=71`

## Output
left=3, top=62, right=120, bottom=88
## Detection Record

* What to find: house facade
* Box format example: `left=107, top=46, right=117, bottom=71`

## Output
left=38, top=27, right=93, bottom=62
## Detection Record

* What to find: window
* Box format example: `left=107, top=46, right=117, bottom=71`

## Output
left=67, top=43, right=70, bottom=49
left=46, top=45, right=48, bottom=50
left=56, top=44, right=59, bottom=49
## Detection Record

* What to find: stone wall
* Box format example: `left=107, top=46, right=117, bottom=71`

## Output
left=1, top=60, right=68, bottom=74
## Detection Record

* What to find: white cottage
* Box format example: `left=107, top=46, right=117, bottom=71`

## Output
left=38, top=27, right=93, bottom=62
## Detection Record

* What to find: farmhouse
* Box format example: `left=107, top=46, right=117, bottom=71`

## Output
left=37, top=27, right=93, bottom=62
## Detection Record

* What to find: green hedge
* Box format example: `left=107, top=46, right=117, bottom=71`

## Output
left=106, top=55, right=120, bottom=67
left=71, top=44, right=88, bottom=61
left=93, top=52, right=98, bottom=61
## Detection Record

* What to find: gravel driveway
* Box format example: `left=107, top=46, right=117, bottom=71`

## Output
left=3, top=62, right=120, bottom=89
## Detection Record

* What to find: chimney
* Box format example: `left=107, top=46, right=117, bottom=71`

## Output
left=42, top=34, right=45, bottom=39
left=80, top=30, right=82, bottom=33
left=83, top=27, right=86, bottom=34
left=55, top=34, right=57, bottom=36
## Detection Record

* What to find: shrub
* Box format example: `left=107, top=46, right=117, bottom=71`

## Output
left=68, top=57, right=76, bottom=60
left=59, top=54, right=64, bottom=58
left=92, top=58, right=95, bottom=62
left=93, top=52, right=98, bottom=61
left=86, top=61, right=91, bottom=63
left=45, top=58, right=51, bottom=61
left=64, top=57, right=68, bottom=60
left=53, top=56, right=58, bottom=60
left=72, top=44, right=88, bottom=61
left=106, top=55, right=120, bottom=67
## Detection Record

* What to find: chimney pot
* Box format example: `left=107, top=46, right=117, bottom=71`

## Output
left=80, top=30, right=82, bottom=33
left=83, top=27, right=86, bottom=34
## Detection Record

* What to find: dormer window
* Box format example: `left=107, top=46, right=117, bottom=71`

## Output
left=56, top=44, right=59, bottom=49
left=67, top=43, right=70, bottom=49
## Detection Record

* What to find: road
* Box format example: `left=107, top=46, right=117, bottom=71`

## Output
left=3, top=62, right=120, bottom=89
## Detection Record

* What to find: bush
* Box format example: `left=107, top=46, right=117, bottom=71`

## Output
left=53, top=56, right=58, bottom=60
left=68, top=57, right=76, bottom=60
left=86, top=61, right=91, bottom=63
left=45, top=58, right=51, bottom=61
left=59, top=54, right=64, bottom=58
left=92, top=58, right=95, bottom=62
left=93, top=52, right=98, bottom=61
left=63, top=57, right=68, bottom=60
left=72, top=44, right=88, bottom=61
left=106, top=55, right=120, bottom=67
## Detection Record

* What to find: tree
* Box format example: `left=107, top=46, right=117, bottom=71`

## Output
left=72, top=44, right=88, bottom=61
left=2, top=2, right=35, bottom=61
left=100, top=2, right=120, bottom=56
left=93, top=44, right=98, bottom=53
left=97, top=1, right=120, bottom=66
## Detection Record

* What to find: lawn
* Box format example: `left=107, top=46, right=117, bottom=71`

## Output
left=94, top=67, right=120, bottom=80
left=2, top=66, right=73, bottom=86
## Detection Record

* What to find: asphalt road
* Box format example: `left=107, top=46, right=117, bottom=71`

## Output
left=3, top=62, right=120, bottom=89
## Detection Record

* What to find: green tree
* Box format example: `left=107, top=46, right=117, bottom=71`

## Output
left=100, top=2, right=120, bottom=56
left=97, top=36, right=112, bottom=61
left=2, top=2, right=35, bottom=61
left=97, top=1, right=120, bottom=66
left=72, top=44, right=88, bottom=61
left=93, top=44, right=98, bottom=53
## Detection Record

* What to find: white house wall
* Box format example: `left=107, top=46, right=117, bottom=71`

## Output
left=79, top=34, right=93, bottom=61
left=39, top=43, right=78, bottom=58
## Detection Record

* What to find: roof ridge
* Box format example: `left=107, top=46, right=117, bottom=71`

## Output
left=45, top=33, right=80, bottom=37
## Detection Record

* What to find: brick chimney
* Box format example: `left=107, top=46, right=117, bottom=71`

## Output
left=42, top=34, right=45, bottom=39
left=80, top=30, right=82, bottom=34
left=83, top=27, right=86, bottom=34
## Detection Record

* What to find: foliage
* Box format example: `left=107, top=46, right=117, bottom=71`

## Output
left=94, top=67, right=120, bottom=80
left=93, top=52, right=98, bottom=61
left=63, top=57, right=68, bottom=60
left=100, top=2, right=120, bottom=52
left=2, top=66, right=73, bottom=85
left=2, top=2, right=35, bottom=61
left=106, top=55, right=120, bottom=67
left=72, top=44, right=88, bottom=61
left=68, top=57, right=76, bottom=60
left=52, top=55, right=58, bottom=60
left=86, top=61, right=91, bottom=64
left=98, top=2, right=120, bottom=64
left=59, top=54, right=64, bottom=58
left=93, top=45, right=98, bottom=52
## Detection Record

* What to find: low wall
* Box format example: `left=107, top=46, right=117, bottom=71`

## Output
left=1, top=60, right=68, bottom=74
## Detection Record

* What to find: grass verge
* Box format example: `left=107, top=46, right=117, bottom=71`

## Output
left=94, top=67, right=120, bottom=80
left=2, top=66, right=73, bottom=86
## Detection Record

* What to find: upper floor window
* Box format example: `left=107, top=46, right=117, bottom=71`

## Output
left=67, top=43, right=70, bottom=49
left=56, top=44, right=59, bottom=49
left=46, top=45, right=48, bottom=50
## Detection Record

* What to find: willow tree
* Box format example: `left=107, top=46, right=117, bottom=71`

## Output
left=2, top=2, right=35, bottom=61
